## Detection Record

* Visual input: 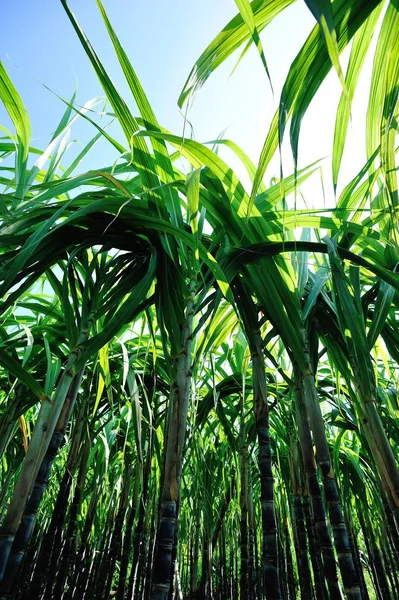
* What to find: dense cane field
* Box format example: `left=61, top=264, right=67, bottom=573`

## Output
left=0, top=1, right=399, bottom=599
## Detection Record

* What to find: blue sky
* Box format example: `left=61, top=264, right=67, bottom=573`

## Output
left=1, top=0, right=371, bottom=201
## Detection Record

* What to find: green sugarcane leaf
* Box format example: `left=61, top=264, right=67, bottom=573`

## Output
left=302, top=269, right=329, bottom=320
left=304, top=0, right=348, bottom=99
left=0, top=62, right=31, bottom=202
left=93, top=344, right=112, bottom=416
left=43, top=335, right=62, bottom=397
left=233, top=0, right=273, bottom=89
left=0, top=348, right=45, bottom=399
left=332, top=6, right=383, bottom=189
left=186, top=168, right=201, bottom=251
left=21, top=325, right=34, bottom=368
left=46, top=268, right=78, bottom=348
left=76, top=253, right=157, bottom=368
left=251, top=0, right=382, bottom=199
left=61, top=0, right=171, bottom=226
left=96, top=0, right=183, bottom=230
left=367, top=0, right=399, bottom=164
left=0, top=200, right=73, bottom=297
left=367, top=281, right=395, bottom=349
left=127, top=369, right=143, bottom=463
left=178, top=0, right=293, bottom=107
left=325, top=236, right=376, bottom=399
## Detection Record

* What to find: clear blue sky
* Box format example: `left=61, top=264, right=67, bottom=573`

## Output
left=1, top=0, right=370, bottom=200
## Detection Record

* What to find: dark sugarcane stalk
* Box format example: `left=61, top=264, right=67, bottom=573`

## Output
left=197, top=476, right=234, bottom=599
left=199, top=521, right=212, bottom=600
left=380, top=539, right=398, bottom=599
left=305, top=467, right=339, bottom=599
left=144, top=490, right=158, bottom=599
left=348, top=525, right=369, bottom=600
left=371, top=543, right=392, bottom=600
left=0, top=320, right=93, bottom=583
left=254, top=513, right=261, bottom=600
left=85, top=539, right=107, bottom=600
left=239, top=445, right=249, bottom=600
left=283, top=515, right=295, bottom=600
left=357, top=512, right=382, bottom=600
left=70, top=480, right=100, bottom=600
left=322, top=471, right=361, bottom=598
left=188, top=530, right=194, bottom=599
left=42, top=469, right=74, bottom=600
left=214, top=536, right=221, bottom=600
left=28, top=387, right=88, bottom=598
left=207, top=535, right=214, bottom=600
left=228, top=534, right=234, bottom=600
left=30, top=462, right=74, bottom=599
left=277, top=507, right=287, bottom=600
left=0, top=435, right=61, bottom=600
left=378, top=481, right=399, bottom=562
left=292, top=494, right=313, bottom=599
left=247, top=474, right=257, bottom=598
left=300, top=336, right=362, bottom=600
left=288, top=441, right=313, bottom=600
left=384, top=502, right=399, bottom=564
left=85, top=545, right=102, bottom=600
left=151, top=278, right=196, bottom=600
left=302, top=493, right=327, bottom=600
left=76, top=545, right=96, bottom=600
left=93, top=511, right=115, bottom=600
left=253, top=351, right=281, bottom=600
left=220, top=526, right=228, bottom=600
left=87, top=515, right=113, bottom=600
left=386, top=537, right=399, bottom=597
left=101, top=496, right=127, bottom=600
left=233, top=534, right=239, bottom=600
left=239, top=392, right=250, bottom=600
left=288, top=447, right=303, bottom=596
left=70, top=541, right=95, bottom=600
left=358, top=510, right=389, bottom=600
left=233, top=279, right=281, bottom=600
left=348, top=525, right=370, bottom=600
left=52, top=435, right=91, bottom=600
left=184, top=546, right=190, bottom=599
left=102, top=470, right=131, bottom=600
left=179, top=545, right=188, bottom=599
left=168, top=496, right=181, bottom=600
left=293, top=366, right=342, bottom=600
left=116, top=470, right=139, bottom=600
left=127, top=453, right=153, bottom=599
left=342, top=496, right=368, bottom=600
left=302, top=319, right=363, bottom=600
left=129, top=372, right=158, bottom=600
left=0, top=368, right=85, bottom=599
left=190, top=496, right=201, bottom=600
left=10, top=521, right=44, bottom=600
left=101, top=535, right=117, bottom=600
left=290, top=494, right=302, bottom=596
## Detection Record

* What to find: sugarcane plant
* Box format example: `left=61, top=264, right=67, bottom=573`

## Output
left=0, top=0, right=399, bottom=599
